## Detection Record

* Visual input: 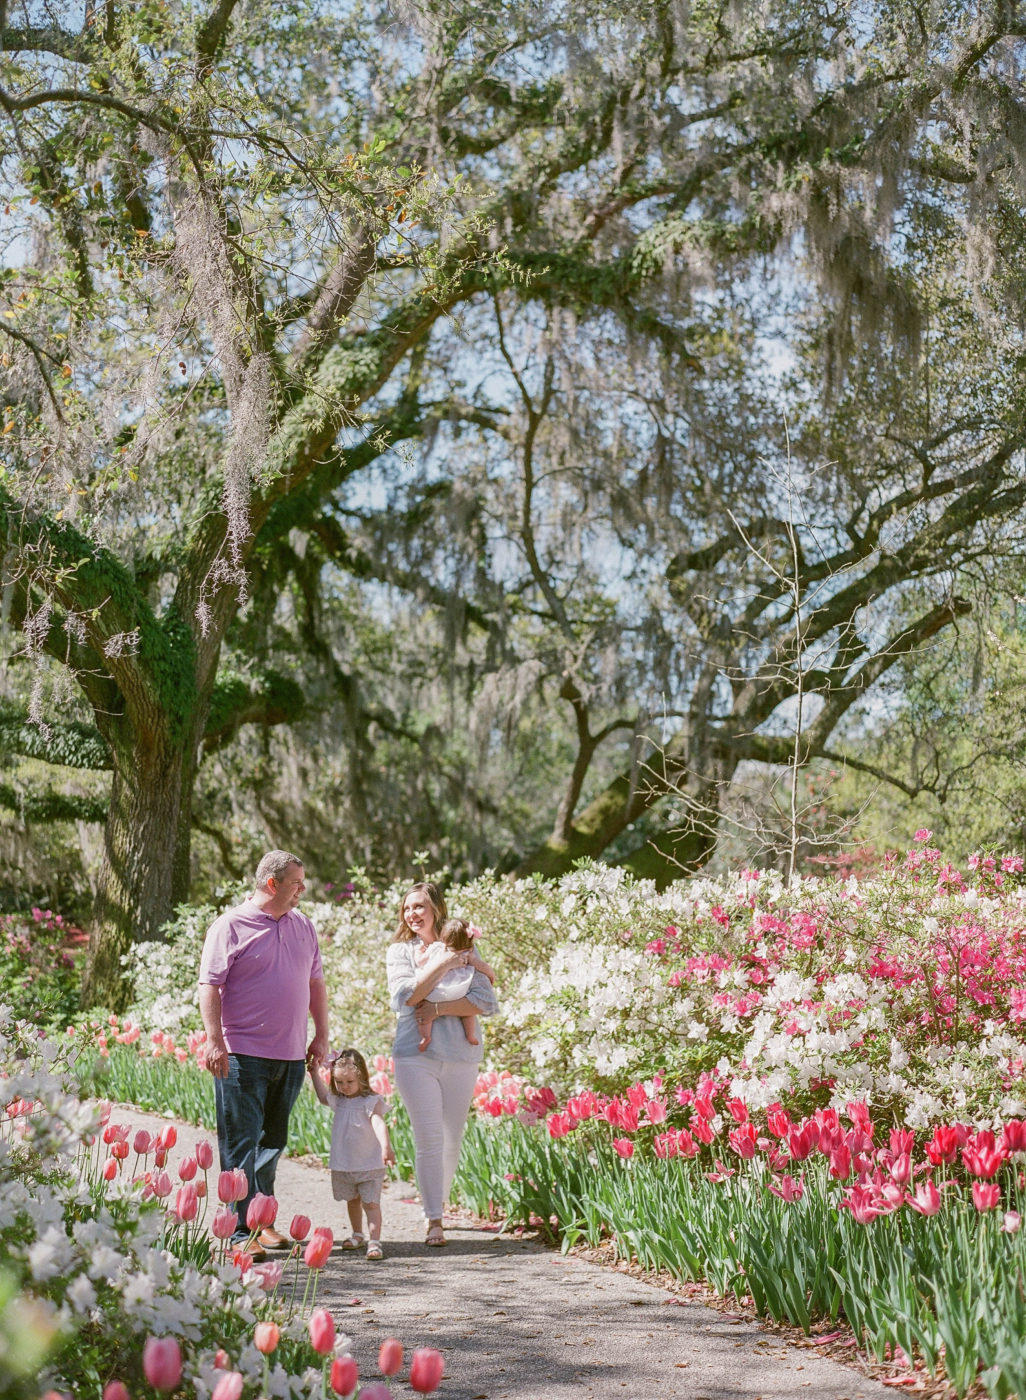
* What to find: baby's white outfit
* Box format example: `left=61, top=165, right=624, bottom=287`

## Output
left=413, top=939, right=474, bottom=1003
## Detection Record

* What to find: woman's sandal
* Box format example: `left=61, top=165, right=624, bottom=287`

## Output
left=341, top=1233, right=367, bottom=1250
left=425, top=1225, right=447, bottom=1247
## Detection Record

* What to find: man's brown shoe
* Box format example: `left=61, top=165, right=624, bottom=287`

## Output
left=258, top=1227, right=290, bottom=1250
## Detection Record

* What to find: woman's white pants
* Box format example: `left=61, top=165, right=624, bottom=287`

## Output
left=393, top=1056, right=479, bottom=1221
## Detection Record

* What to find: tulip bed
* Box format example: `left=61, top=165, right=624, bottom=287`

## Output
left=0, top=1013, right=443, bottom=1400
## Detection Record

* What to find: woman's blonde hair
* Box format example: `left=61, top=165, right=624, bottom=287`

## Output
left=393, top=881, right=448, bottom=942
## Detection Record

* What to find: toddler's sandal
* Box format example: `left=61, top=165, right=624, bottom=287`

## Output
left=341, top=1233, right=366, bottom=1250
left=366, top=1241, right=384, bottom=1260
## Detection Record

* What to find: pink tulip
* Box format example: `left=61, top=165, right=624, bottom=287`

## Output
left=142, top=1336, right=182, bottom=1391
left=111, top=1140, right=129, bottom=1160
left=252, top=1261, right=284, bottom=1291
left=178, top=1156, right=197, bottom=1181
left=409, top=1347, right=444, bottom=1394
left=838, top=1185, right=887, bottom=1223
left=304, top=1227, right=334, bottom=1269
left=729, top=1123, right=758, bottom=1160
left=309, top=1307, right=336, bottom=1355
left=211, top=1372, right=244, bottom=1400
left=254, top=1321, right=280, bottom=1354
left=133, top=1130, right=154, bottom=1155
left=331, top=1355, right=359, bottom=1396
left=357, top=1386, right=393, bottom=1400
left=972, top=1181, right=1001, bottom=1211
left=290, top=1212, right=312, bottom=1241
left=211, top=1206, right=238, bottom=1239
left=613, top=1137, right=634, bottom=1159
left=768, top=1173, right=803, bottom=1202
left=889, top=1152, right=913, bottom=1187
left=174, top=1184, right=198, bottom=1222
left=246, top=1192, right=278, bottom=1229
left=1002, top=1210, right=1022, bottom=1234
left=217, top=1167, right=248, bottom=1203
left=103, top=1383, right=131, bottom=1400
left=195, top=1139, right=214, bottom=1169
left=151, top=1170, right=173, bottom=1199
left=906, top=1180, right=943, bottom=1216
left=378, top=1338, right=403, bottom=1376
left=213, top=1349, right=231, bottom=1370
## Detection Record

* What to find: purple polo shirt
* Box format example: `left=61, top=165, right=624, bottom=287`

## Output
left=198, top=899, right=324, bottom=1060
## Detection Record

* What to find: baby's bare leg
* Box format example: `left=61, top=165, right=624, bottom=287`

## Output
left=460, top=1014, right=480, bottom=1045
left=418, top=1015, right=435, bottom=1052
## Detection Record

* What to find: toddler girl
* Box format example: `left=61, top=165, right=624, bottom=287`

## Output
left=414, top=917, right=496, bottom=1051
left=309, top=1047, right=395, bottom=1259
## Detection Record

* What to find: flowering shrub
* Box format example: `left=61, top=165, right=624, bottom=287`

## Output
left=112, top=843, right=1026, bottom=1133
left=0, top=1008, right=442, bottom=1400
left=0, top=908, right=79, bottom=1032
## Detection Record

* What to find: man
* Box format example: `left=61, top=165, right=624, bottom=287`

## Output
left=199, top=849, right=330, bottom=1257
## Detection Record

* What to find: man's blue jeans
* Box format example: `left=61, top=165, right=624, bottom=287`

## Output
left=214, top=1053, right=306, bottom=1242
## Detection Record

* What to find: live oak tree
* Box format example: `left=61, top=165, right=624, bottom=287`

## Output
left=2, top=0, right=1025, bottom=1003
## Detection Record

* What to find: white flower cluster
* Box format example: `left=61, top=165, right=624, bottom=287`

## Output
left=0, top=1011, right=349, bottom=1397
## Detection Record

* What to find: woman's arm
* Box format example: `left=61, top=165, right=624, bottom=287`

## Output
left=403, top=949, right=474, bottom=1007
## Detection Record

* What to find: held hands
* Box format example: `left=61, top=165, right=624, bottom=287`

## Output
left=204, top=1039, right=230, bottom=1079
left=306, top=1033, right=329, bottom=1069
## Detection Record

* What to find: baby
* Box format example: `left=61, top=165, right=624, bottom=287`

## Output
left=415, top=917, right=495, bottom=1051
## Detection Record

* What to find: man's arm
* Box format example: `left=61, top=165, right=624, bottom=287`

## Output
left=307, top=978, right=330, bottom=1066
left=199, top=984, right=229, bottom=1079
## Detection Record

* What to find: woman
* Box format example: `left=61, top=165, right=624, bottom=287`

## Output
left=386, top=881, right=498, bottom=1246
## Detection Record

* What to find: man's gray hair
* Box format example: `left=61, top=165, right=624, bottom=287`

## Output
left=254, top=850, right=303, bottom=888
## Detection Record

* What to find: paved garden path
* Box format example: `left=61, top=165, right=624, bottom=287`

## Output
left=121, top=1106, right=891, bottom=1400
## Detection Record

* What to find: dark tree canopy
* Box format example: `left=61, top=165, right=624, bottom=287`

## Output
left=1, top=0, right=1025, bottom=1004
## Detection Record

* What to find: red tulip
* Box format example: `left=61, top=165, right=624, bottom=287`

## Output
left=211, top=1372, right=244, bottom=1400
left=308, top=1307, right=336, bottom=1355
left=378, top=1338, right=403, bottom=1376
left=304, top=1227, right=333, bottom=1269
left=142, top=1336, right=182, bottom=1391
left=409, top=1347, right=444, bottom=1393
left=133, top=1130, right=154, bottom=1155
left=158, top=1125, right=177, bottom=1149
left=254, top=1321, right=280, bottom=1354
left=290, top=1212, right=312, bottom=1241
left=101, top=1158, right=117, bottom=1181
left=103, top=1383, right=131, bottom=1400
left=331, top=1355, right=359, bottom=1396
left=111, top=1140, right=129, bottom=1161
